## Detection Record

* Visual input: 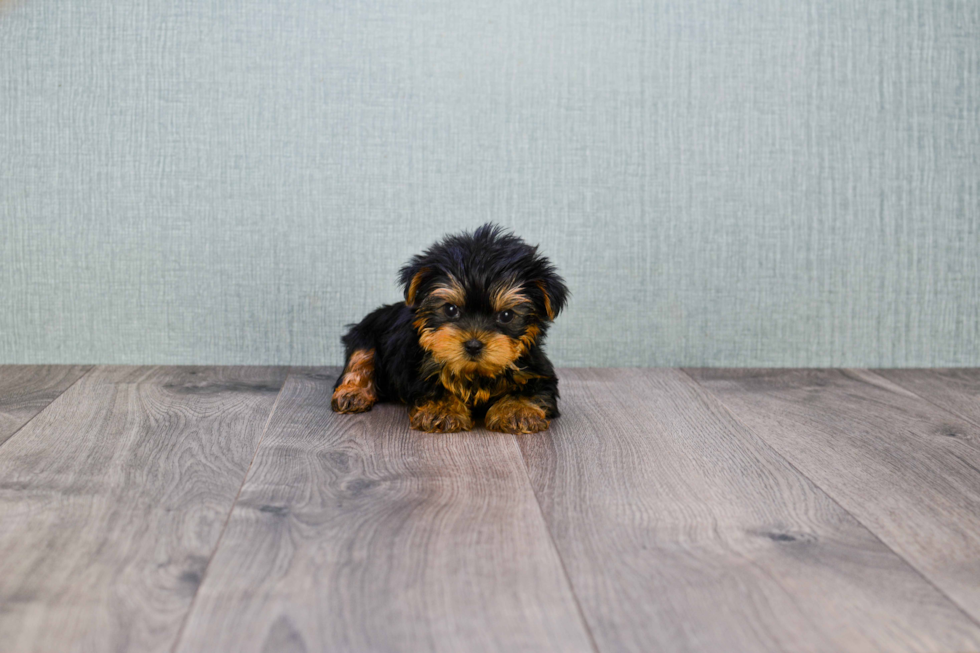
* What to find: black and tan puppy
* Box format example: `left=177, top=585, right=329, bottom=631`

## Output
left=331, top=224, right=568, bottom=434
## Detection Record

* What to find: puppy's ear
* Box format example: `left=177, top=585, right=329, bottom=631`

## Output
left=398, top=260, right=434, bottom=307
left=534, top=272, right=568, bottom=321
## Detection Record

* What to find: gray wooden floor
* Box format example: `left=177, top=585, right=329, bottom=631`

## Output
left=2, top=367, right=980, bottom=653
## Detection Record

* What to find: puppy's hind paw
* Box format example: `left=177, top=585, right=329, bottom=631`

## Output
left=331, top=386, right=376, bottom=413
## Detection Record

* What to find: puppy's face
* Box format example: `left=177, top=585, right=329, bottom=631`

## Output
left=400, top=225, right=567, bottom=381
left=411, top=274, right=541, bottom=378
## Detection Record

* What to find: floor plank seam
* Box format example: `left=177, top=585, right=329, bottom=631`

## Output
left=866, top=369, right=980, bottom=431
left=168, top=369, right=291, bottom=653
left=0, top=364, right=95, bottom=453
left=512, top=433, right=603, bottom=653
left=678, top=367, right=980, bottom=634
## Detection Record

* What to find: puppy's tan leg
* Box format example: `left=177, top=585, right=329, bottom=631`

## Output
left=485, top=395, right=550, bottom=434
left=331, top=349, right=377, bottom=413
left=409, top=393, right=474, bottom=433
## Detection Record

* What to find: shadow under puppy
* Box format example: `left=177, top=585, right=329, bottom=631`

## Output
left=332, top=224, right=568, bottom=434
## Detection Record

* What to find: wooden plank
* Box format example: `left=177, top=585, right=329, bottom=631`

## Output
left=174, top=369, right=594, bottom=653
left=0, top=365, right=287, bottom=653
left=875, top=368, right=980, bottom=428
left=0, top=365, right=91, bottom=446
left=519, top=368, right=980, bottom=653
left=686, top=368, right=980, bottom=627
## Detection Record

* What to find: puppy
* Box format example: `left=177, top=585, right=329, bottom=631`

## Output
left=331, top=224, right=568, bottom=434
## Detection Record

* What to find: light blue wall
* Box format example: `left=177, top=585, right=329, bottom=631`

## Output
left=1, top=0, right=978, bottom=366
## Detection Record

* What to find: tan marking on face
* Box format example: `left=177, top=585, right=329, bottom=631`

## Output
left=406, top=268, right=430, bottom=306
left=331, top=348, right=377, bottom=413
left=516, top=324, right=540, bottom=357
left=428, top=282, right=466, bottom=307
left=478, top=332, right=523, bottom=373
left=418, top=325, right=521, bottom=378
left=491, top=282, right=530, bottom=313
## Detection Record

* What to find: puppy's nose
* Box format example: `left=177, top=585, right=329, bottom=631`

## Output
left=464, top=339, right=484, bottom=356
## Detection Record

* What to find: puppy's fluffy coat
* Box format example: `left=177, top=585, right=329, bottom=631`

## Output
left=332, top=224, right=568, bottom=434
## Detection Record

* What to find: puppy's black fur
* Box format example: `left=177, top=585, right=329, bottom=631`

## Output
left=332, top=224, right=568, bottom=434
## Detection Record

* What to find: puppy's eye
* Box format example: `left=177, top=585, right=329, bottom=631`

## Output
left=444, top=304, right=459, bottom=319
left=497, top=309, right=515, bottom=324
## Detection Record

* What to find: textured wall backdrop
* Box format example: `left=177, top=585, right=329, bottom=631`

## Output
left=1, top=0, right=978, bottom=366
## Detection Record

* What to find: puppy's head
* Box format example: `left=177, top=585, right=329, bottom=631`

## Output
left=399, top=224, right=568, bottom=379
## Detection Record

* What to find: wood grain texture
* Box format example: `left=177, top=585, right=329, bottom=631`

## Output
left=686, top=368, right=980, bottom=626
left=0, top=365, right=287, bottom=653
left=519, top=368, right=980, bottom=653
left=174, top=368, right=594, bottom=653
left=875, top=368, right=980, bottom=428
left=0, top=365, right=91, bottom=446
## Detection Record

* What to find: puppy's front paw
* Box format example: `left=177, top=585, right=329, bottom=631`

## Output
left=409, top=397, right=474, bottom=433
left=332, top=386, right=376, bottom=413
left=485, top=396, right=550, bottom=434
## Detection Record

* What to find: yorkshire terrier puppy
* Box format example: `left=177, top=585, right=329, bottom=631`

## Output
left=331, top=224, right=568, bottom=434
